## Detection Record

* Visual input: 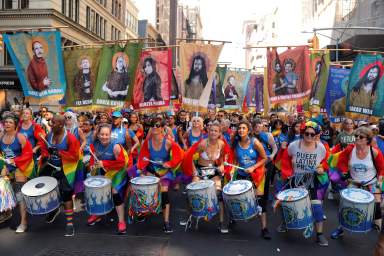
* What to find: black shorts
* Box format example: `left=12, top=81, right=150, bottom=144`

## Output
left=195, top=164, right=220, bottom=180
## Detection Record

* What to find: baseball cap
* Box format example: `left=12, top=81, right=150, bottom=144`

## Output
left=112, top=111, right=122, bottom=118
left=358, top=120, right=368, bottom=127
left=122, top=118, right=128, bottom=123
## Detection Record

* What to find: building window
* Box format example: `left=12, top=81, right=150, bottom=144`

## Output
left=91, top=10, right=95, bottom=33
left=111, top=25, right=114, bottom=40
left=61, top=0, right=66, bottom=14
left=96, top=13, right=100, bottom=35
left=75, top=0, right=79, bottom=22
left=103, top=20, right=106, bottom=39
left=20, top=0, right=28, bottom=9
left=86, top=6, right=90, bottom=29
left=3, top=0, right=12, bottom=9
left=112, top=0, right=115, bottom=16
left=68, top=0, right=73, bottom=19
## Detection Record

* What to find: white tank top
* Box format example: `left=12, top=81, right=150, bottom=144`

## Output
left=349, top=147, right=377, bottom=184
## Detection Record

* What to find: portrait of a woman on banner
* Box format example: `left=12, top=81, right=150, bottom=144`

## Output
left=102, top=52, right=130, bottom=100
left=142, top=57, right=163, bottom=102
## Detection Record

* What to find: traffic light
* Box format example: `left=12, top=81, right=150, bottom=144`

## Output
left=0, top=34, right=3, bottom=52
left=308, top=34, right=319, bottom=50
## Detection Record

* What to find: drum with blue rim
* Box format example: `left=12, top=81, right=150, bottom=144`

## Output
left=186, top=180, right=219, bottom=220
left=84, top=176, right=114, bottom=215
left=223, top=180, right=258, bottom=221
left=21, top=176, right=60, bottom=215
left=277, top=188, right=313, bottom=229
left=339, top=188, right=374, bottom=232
left=130, top=176, right=160, bottom=215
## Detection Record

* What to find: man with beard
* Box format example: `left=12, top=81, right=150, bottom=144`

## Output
left=184, top=55, right=208, bottom=99
left=142, top=57, right=163, bottom=101
left=27, top=41, right=51, bottom=92
left=74, top=57, right=93, bottom=101
left=272, top=61, right=285, bottom=96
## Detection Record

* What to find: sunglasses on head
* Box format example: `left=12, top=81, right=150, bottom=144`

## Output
left=304, top=132, right=316, bottom=138
left=65, top=116, right=72, bottom=120
left=354, top=134, right=367, bottom=140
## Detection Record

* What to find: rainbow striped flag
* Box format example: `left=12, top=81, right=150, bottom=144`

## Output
left=13, top=140, right=35, bottom=178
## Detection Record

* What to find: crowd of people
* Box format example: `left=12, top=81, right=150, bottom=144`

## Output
left=1, top=105, right=384, bottom=251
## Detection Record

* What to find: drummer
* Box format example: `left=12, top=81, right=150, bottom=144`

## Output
left=232, top=121, right=271, bottom=239
left=88, top=124, right=129, bottom=234
left=278, top=121, right=329, bottom=246
left=111, top=111, right=139, bottom=159
left=0, top=113, right=34, bottom=233
left=184, top=121, right=231, bottom=233
left=330, top=127, right=384, bottom=239
left=137, top=117, right=184, bottom=233
left=39, top=114, right=81, bottom=237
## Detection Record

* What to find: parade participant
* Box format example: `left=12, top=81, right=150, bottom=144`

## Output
left=0, top=113, right=34, bottom=233
left=64, top=111, right=86, bottom=152
left=183, top=121, right=232, bottom=233
left=372, top=120, right=384, bottom=154
left=167, top=113, right=178, bottom=142
left=111, top=111, right=139, bottom=155
left=320, top=114, right=334, bottom=148
left=181, top=116, right=206, bottom=150
left=80, top=117, right=94, bottom=162
left=87, top=124, right=129, bottom=234
left=330, top=127, right=384, bottom=239
left=276, top=121, right=329, bottom=246
left=216, top=110, right=227, bottom=123
left=34, top=106, right=48, bottom=125
left=98, top=112, right=110, bottom=125
left=287, top=120, right=302, bottom=143
left=220, top=119, right=232, bottom=144
left=128, top=112, right=144, bottom=142
left=137, top=117, right=184, bottom=233
left=18, top=108, right=46, bottom=155
left=39, top=114, right=82, bottom=236
left=271, top=119, right=288, bottom=149
left=334, top=118, right=355, bottom=151
left=232, top=121, right=271, bottom=239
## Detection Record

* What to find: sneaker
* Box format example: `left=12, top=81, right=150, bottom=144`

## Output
left=330, top=227, right=344, bottom=239
left=317, top=234, right=329, bottom=246
left=323, top=215, right=327, bottom=220
left=163, top=222, right=173, bottom=234
left=46, top=208, right=61, bottom=224
left=277, top=223, right=288, bottom=233
left=117, top=222, right=127, bottom=234
left=87, top=215, right=102, bottom=226
left=179, top=218, right=188, bottom=226
left=15, top=224, right=27, bottom=233
left=64, top=225, right=75, bottom=237
left=219, top=222, right=229, bottom=234
left=261, top=228, right=272, bottom=240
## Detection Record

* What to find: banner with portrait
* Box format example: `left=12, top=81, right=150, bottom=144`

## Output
left=213, top=66, right=227, bottom=108
left=179, top=43, right=223, bottom=112
left=3, top=31, right=66, bottom=103
left=245, top=74, right=264, bottom=112
left=346, top=54, right=384, bottom=117
left=63, top=48, right=101, bottom=108
left=267, top=46, right=311, bottom=103
left=324, top=66, right=351, bottom=123
left=308, top=53, right=330, bottom=106
left=222, top=69, right=251, bottom=111
left=170, top=68, right=180, bottom=101
left=132, top=49, right=172, bottom=112
left=93, top=43, right=142, bottom=107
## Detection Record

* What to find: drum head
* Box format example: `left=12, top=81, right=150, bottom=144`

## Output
left=186, top=180, right=214, bottom=190
left=21, top=176, right=58, bottom=197
left=223, top=180, right=252, bottom=195
left=84, top=176, right=111, bottom=188
left=277, top=188, right=308, bottom=202
left=341, top=188, right=374, bottom=204
left=131, top=176, right=160, bottom=185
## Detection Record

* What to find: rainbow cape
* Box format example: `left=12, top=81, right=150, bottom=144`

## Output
left=90, top=143, right=129, bottom=198
left=17, top=122, right=46, bottom=148
left=12, top=137, right=35, bottom=178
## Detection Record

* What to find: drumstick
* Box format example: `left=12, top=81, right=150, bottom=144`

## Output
left=143, top=157, right=164, bottom=166
left=224, top=162, right=247, bottom=171
left=39, top=133, right=50, bottom=147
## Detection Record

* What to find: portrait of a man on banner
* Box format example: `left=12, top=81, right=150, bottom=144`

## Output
left=179, top=42, right=223, bottom=111
left=222, top=69, right=250, bottom=111
left=3, top=31, right=66, bottom=102
left=63, top=48, right=101, bottom=107
left=309, top=53, right=330, bottom=106
left=132, top=49, right=172, bottom=112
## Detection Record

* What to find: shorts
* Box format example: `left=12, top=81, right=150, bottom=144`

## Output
left=195, top=164, right=220, bottom=180
left=12, top=181, right=25, bottom=203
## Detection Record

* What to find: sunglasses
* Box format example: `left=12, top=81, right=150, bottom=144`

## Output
left=154, top=123, right=162, bottom=128
left=354, top=134, right=367, bottom=140
left=304, top=132, right=316, bottom=138
left=64, top=116, right=72, bottom=120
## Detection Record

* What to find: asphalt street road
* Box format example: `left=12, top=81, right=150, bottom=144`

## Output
left=0, top=187, right=378, bottom=256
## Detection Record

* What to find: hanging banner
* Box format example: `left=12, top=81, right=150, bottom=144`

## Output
left=245, top=74, right=264, bottom=112
left=93, top=43, right=142, bottom=107
left=179, top=42, right=223, bottom=111
left=63, top=48, right=101, bottom=108
left=3, top=31, right=66, bottom=103
left=214, top=66, right=227, bottom=108
left=346, top=54, right=384, bottom=117
left=132, top=49, right=172, bottom=112
left=324, top=66, right=351, bottom=123
left=170, top=68, right=180, bottom=101
left=309, top=53, right=330, bottom=106
left=222, top=69, right=251, bottom=111
left=267, top=46, right=311, bottom=103
left=208, top=76, right=217, bottom=109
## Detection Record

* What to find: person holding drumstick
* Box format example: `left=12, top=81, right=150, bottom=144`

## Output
left=137, top=117, right=184, bottom=233
left=232, top=121, right=271, bottom=239
left=278, top=121, right=329, bottom=246
left=39, top=114, right=81, bottom=237
left=0, top=113, right=34, bottom=233
left=330, top=127, right=384, bottom=239
left=87, top=124, right=129, bottom=234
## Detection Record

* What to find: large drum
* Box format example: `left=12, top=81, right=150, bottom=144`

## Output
left=0, top=177, right=16, bottom=212
left=130, top=176, right=160, bottom=215
left=186, top=180, right=219, bottom=220
left=277, top=188, right=313, bottom=229
left=84, top=176, right=113, bottom=215
left=339, top=188, right=374, bottom=232
left=223, top=180, right=258, bottom=221
left=21, top=176, right=60, bottom=215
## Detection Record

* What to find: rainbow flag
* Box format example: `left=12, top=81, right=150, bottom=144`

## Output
left=13, top=140, right=35, bottom=178
left=59, top=134, right=82, bottom=187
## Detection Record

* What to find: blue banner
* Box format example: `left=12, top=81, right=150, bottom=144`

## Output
left=324, top=67, right=351, bottom=123
left=3, top=31, right=66, bottom=102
